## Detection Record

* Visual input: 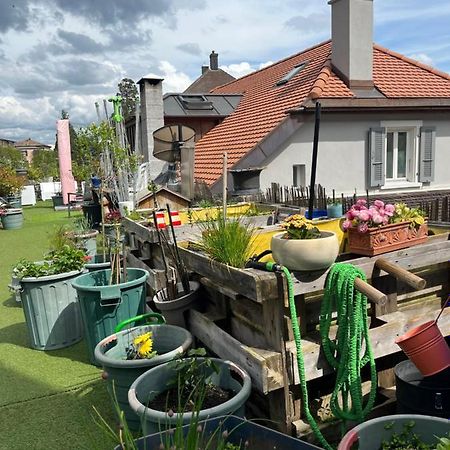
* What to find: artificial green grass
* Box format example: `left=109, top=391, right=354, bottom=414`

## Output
left=0, top=202, right=117, bottom=449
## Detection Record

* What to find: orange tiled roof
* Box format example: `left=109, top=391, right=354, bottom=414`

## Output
left=194, top=41, right=450, bottom=186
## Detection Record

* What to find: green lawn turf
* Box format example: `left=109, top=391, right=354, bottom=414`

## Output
left=0, top=202, right=117, bottom=450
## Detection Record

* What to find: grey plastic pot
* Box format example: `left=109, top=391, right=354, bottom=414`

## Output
left=95, top=318, right=193, bottom=430
left=84, top=254, right=113, bottom=272
left=128, top=357, right=252, bottom=435
left=71, top=229, right=98, bottom=258
left=338, top=414, right=450, bottom=450
left=153, top=281, right=200, bottom=328
left=20, top=270, right=84, bottom=350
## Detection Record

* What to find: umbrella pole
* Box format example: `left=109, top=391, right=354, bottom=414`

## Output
left=307, top=101, right=321, bottom=220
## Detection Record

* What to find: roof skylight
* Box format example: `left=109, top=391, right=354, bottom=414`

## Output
left=276, top=61, right=308, bottom=86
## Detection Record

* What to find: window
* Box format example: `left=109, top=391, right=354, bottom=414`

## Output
left=385, top=129, right=411, bottom=181
left=368, top=122, right=435, bottom=188
left=276, top=62, right=308, bottom=86
left=293, top=164, right=306, bottom=187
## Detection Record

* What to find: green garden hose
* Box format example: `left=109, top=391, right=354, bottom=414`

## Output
left=254, top=261, right=377, bottom=450
left=320, top=263, right=377, bottom=423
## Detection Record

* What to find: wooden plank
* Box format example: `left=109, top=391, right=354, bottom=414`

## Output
left=126, top=252, right=166, bottom=291
left=291, top=236, right=450, bottom=296
left=188, top=309, right=284, bottom=393
left=123, top=217, right=160, bottom=243
left=285, top=304, right=450, bottom=383
left=372, top=274, right=397, bottom=317
left=179, top=246, right=279, bottom=302
left=200, top=276, right=240, bottom=300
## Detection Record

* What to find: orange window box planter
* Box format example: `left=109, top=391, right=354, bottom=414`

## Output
left=347, top=221, right=428, bottom=256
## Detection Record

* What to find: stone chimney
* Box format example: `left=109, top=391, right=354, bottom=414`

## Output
left=137, top=75, right=166, bottom=178
left=209, top=50, right=218, bottom=70
left=329, top=0, right=373, bottom=89
left=201, top=65, right=209, bottom=74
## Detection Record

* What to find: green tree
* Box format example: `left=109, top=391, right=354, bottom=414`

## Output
left=0, top=145, right=25, bottom=170
left=117, top=78, right=138, bottom=119
left=29, top=149, right=59, bottom=181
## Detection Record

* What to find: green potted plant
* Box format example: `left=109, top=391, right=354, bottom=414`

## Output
left=71, top=244, right=149, bottom=364
left=12, top=245, right=88, bottom=350
left=338, top=414, right=450, bottom=450
left=128, top=349, right=252, bottom=435
left=271, top=214, right=339, bottom=271
left=94, top=312, right=193, bottom=430
left=0, top=167, right=25, bottom=208
left=343, top=199, right=428, bottom=256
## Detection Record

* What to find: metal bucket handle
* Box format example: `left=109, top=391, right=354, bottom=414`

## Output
left=114, top=312, right=166, bottom=333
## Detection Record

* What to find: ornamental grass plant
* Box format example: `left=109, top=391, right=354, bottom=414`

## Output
left=196, top=212, right=255, bottom=268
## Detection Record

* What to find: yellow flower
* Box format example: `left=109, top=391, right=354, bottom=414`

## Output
left=133, top=331, right=152, bottom=346
left=137, top=337, right=154, bottom=358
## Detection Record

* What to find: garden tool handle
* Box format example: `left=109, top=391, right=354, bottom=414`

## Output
left=114, top=312, right=166, bottom=333
left=435, top=295, right=450, bottom=324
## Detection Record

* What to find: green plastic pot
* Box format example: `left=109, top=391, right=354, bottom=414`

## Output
left=1, top=209, right=23, bottom=230
left=338, top=414, right=450, bottom=450
left=72, top=268, right=149, bottom=364
left=128, top=358, right=252, bottom=435
left=327, top=203, right=343, bottom=218
left=94, top=312, right=193, bottom=430
left=20, top=270, right=84, bottom=350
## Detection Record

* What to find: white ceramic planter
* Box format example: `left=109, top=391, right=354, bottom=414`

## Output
left=271, top=231, right=339, bottom=271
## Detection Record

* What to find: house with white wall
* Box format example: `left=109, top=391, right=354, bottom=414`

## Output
left=193, top=0, right=450, bottom=197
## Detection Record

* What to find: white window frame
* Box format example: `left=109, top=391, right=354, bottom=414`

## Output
left=380, top=120, right=422, bottom=189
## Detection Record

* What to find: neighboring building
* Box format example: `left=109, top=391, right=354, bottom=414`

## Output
left=14, top=138, right=51, bottom=164
left=193, top=0, right=450, bottom=196
left=183, top=51, right=235, bottom=94
left=126, top=52, right=238, bottom=173
left=0, top=138, right=15, bottom=147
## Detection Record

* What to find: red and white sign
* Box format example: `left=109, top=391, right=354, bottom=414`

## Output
left=170, top=211, right=182, bottom=226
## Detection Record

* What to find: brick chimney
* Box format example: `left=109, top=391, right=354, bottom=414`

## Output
left=209, top=50, right=218, bottom=70
left=329, top=0, right=373, bottom=89
left=137, top=75, right=166, bottom=177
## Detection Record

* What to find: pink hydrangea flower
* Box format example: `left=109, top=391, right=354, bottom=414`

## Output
left=357, top=222, right=369, bottom=233
left=342, top=219, right=353, bottom=230
left=358, top=209, right=371, bottom=222
left=373, top=200, right=384, bottom=208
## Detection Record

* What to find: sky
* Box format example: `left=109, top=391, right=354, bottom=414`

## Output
left=0, top=0, right=449, bottom=145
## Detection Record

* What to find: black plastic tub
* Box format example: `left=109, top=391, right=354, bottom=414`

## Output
left=395, top=359, right=450, bottom=418
left=114, top=415, right=323, bottom=450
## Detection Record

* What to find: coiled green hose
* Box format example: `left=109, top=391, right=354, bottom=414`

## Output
left=282, top=262, right=377, bottom=450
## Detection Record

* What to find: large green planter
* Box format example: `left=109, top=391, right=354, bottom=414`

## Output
left=1, top=208, right=23, bottom=230
left=94, top=316, right=193, bottom=430
left=84, top=254, right=113, bottom=272
left=20, top=270, right=84, bottom=350
left=338, top=414, right=450, bottom=450
left=72, top=268, right=149, bottom=363
left=128, top=358, right=252, bottom=435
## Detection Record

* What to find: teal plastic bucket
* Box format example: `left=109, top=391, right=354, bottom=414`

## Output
left=20, top=270, right=84, bottom=350
left=95, top=317, right=192, bottom=430
left=72, top=268, right=149, bottom=363
left=1, top=209, right=23, bottom=230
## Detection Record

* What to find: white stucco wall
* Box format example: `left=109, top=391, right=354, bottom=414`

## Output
left=259, top=112, right=450, bottom=196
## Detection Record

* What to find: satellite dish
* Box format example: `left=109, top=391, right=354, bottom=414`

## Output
left=153, top=124, right=196, bottom=163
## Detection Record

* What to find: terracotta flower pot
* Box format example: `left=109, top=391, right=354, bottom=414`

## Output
left=271, top=231, right=339, bottom=271
left=347, top=221, right=428, bottom=256
left=395, top=320, right=450, bottom=377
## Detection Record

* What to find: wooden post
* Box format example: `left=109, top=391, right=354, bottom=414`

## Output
left=354, top=278, right=387, bottom=306
left=375, top=257, right=426, bottom=291
left=223, top=152, right=227, bottom=219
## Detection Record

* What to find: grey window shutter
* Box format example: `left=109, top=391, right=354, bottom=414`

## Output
left=368, top=127, right=386, bottom=187
left=419, top=126, right=436, bottom=182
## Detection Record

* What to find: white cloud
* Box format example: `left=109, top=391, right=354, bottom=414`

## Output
left=408, top=53, right=433, bottom=66
left=158, top=61, right=192, bottom=93
left=220, top=60, right=274, bottom=78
